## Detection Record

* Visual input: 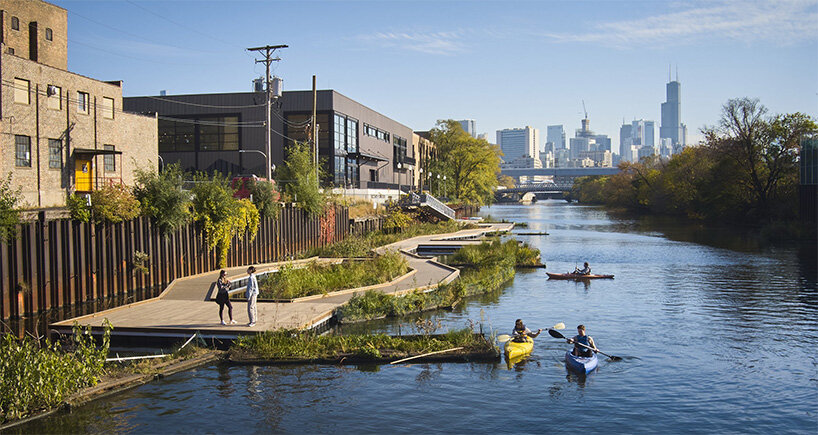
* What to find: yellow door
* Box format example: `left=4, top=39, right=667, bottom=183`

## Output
left=75, top=158, right=93, bottom=191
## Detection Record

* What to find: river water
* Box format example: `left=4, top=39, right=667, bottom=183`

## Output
left=11, top=202, right=817, bottom=434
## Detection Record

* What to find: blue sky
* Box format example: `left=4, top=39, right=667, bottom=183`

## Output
left=52, top=0, right=817, bottom=150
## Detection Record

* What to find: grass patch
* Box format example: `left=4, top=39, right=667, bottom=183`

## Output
left=449, top=239, right=541, bottom=267
left=1, top=322, right=111, bottom=424
left=258, top=251, right=409, bottom=299
left=232, top=328, right=492, bottom=360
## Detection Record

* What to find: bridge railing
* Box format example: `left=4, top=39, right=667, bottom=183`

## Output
left=417, top=193, right=456, bottom=220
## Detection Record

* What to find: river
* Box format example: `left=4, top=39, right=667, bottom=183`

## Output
left=10, top=201, right=817, bottom=434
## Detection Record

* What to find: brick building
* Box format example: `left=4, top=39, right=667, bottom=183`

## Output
left=0, top=0, right=157, bottom=207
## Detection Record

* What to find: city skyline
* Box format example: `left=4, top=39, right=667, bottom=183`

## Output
left=49, top=0, right=817, bottom=151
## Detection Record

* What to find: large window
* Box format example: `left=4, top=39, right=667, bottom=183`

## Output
left=393, top=135, right=407, bottom=169
left=48, top=139, right=62, bottom=169
left=104, top=145, right=116, bottom=172
left=15, top=135, right=31, bottom=167
left=334, top=114, right=346, bottom=155
left=331, top=113, right=360, bottom=186
left=364, top=123, right=390, bottom=142
left=158, top=116, right=239, bottom=152
left=347, top=119, right=358, bottom=153
left=14, top=78, right=29, bottom=104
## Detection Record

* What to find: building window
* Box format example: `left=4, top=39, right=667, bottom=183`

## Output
left=45, top=28, right=53, bottom=41
left=104, top=145, right=116, bottom=172
left=334, top=156, right=345, bottom=186
left=47, top=85, right=62, bottom=110
left=199, top=116, right=239, bottom=151
left=393, top=135, right=407, bottom=169
left=15, top=135, right=31, bottom=167
left=7, top=48, right=13, bottom=55
left=334, top=113, right=346, bottom=154
left=102, top=97, right=114, bottom=119
left=347, top=118, right=358, bottom=153
left=370, top=169, right=378, bottom=182
left=363, top=123, right=390, bottom=143
left=11, top=17, right=19, bottom=31
left=158, top=119, right=195, bottom=152
left=13, top=78, right=29, bottom=104
left=77, top=91, right=89, bottom=114
left=49, top=139, right=62, bottom=169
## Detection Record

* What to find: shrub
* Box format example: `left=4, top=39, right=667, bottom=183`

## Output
left=0, top=173, right=21, bottom=242
left=89, top=184, right=141, bottom=223
left=133, top=163, right=191, bottom=234
left=247, top=178, right=281, bottom=220
left=280, top=141, right=327, bottom=215
left=66, top=193, right=91, bottom=222
left=191, top=173, right=260, bottom=267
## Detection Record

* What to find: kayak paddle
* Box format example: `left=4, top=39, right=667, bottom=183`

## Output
left=547, top=328, right=622, bottom=361
left=496, top=322, right=564, bottom=343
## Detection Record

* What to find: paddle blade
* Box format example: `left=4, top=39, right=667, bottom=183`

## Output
left=547, top=329, right=565, bottom=339
left=496, top=334, right=512, bottom=343
left=608, top=356, right=623, bottom=362
left=552, top=322, right=565, bottom=330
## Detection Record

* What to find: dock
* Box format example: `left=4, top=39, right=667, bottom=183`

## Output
left=50, top=223, right=513, bottom=345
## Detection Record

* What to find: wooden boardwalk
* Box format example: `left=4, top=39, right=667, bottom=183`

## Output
left=51, top=223, right=513, bottom=341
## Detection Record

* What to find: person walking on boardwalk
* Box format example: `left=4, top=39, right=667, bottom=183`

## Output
left=567, top=324, right=598, bottom=357
left=246, top=266, right=259, bottom=327
left=215, top=270, right=236, bottom=325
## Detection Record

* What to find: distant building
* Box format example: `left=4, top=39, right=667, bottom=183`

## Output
left=500, top=154, right=545, bottom=183
left=570, top=117, right=611, bottom=165
left=0, top=0, right=158, bottom=207
left=546, top=125, right=566, bottom=150
left=619, top=119, right=655, bottom=162
left=456, top=119, right=477, bottom=138
left=660, top=74, right=687, bottom=152
left=619, top=123, right=633, bottom=162
left=497, top=126, right=539, bottom=163
left=580, top=150, right=612, bottom=167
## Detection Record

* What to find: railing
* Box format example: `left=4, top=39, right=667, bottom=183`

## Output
left=418, top=193, right=456, bottom=220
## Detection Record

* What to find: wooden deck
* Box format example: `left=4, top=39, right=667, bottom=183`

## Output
left=51, top=223, right=513, bottom=342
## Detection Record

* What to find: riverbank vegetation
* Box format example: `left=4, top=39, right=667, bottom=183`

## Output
left=571, top=99, right=816, bottom=236
left=336, top=240, right=531, bottom=322
left=257, top=251, right=409, bottom=300
left=449, top=239, right=541, bottom=267
left=0, top=323, right=111, bottom=424
left=231, top=328, right=493, bottom=361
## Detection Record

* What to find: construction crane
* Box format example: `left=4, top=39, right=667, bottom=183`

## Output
left=582, top=100, right=588, bottom=119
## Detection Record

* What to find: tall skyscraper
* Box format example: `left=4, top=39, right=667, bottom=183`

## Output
left=619, top=123, right=633, bottom=161
left=496, top=126, right=539, bottom=162
left=660, top=73, right=686, bottom=151
left=620, top=119, right=656, bottom=162
left=546, top=125, right=566, bottom=150
left=456, top=119, right=477, bottom=138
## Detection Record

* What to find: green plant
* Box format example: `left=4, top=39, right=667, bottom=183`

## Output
left=0, top=320, right=111, bottom=423
left=191, top=173, right=260, bottom=267
left=246, top=177, right=281, bottom=219
left=0, top=173, right=21, bottom=242
left=132, top=251, right=150, bottom=275
left=133, top=163, right=191, bottom=234
left=280, top=140, right=327, bottom=215
left=66, top=193, right=91, bottom=223
left=90, top=184, right=141, bottom=223
left=384, top=209, right=413, bottom=232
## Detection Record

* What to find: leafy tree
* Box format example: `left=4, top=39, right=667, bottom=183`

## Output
left=280, top=140, right=327, bottom=215
left=191, top=172, right=259, bottom=267
left=89, top=184, right=141, bottom=224
left=497, top=174, right=516, bottom=189
left=133, top=163, right=191, bottom=234
left=703, top=98, right=817, bottom=220
left=246, top=177, right=281, bottom=219
left=0, top=173, right=21, bottom=242
left=429, top=120, right=501, bottom=205
left=66, top=193, right=91, bottom=222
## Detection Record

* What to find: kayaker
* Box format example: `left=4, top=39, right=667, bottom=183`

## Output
left=512, top=319, right=542, bottom=342
left=573, top=262, right=591, bottom=275
left=567, top=324, right=597, bottom=357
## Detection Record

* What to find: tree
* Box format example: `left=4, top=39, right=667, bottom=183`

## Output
left=191, top=172, right=259, bottom=267
left=704, top=98, right=817, bottom=220
left=89, top=184, right=141, bottom=224
left=280, top=141, right=327, bottom=215
left=429, top=120, right=501, bottom=205
left=133, top=163, right=191, bottom=234
left=0, top=173, right=21, bottom=242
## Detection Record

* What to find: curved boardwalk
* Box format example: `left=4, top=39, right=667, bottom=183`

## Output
left=51, top=223, right=512, bottom=340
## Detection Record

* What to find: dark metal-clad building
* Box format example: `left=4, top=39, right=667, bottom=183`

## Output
left=123, top=90, right=415, bottom=189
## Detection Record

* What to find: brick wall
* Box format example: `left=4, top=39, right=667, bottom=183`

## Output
left=0, top=0, right=67, bottom=70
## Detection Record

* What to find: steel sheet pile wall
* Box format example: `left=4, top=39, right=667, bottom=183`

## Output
left=0, top=204, right=349, bottom=320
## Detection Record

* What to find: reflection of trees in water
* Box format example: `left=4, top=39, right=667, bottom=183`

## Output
left=415, top=363, right=443, bottom=385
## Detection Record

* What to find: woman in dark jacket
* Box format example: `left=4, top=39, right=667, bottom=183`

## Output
left=215, top=270, right=236, bottom=325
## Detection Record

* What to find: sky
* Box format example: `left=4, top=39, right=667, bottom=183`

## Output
left=50, top=0, right=818, bottom=151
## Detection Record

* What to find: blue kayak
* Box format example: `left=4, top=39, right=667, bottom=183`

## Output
left=565, top=351, right=598, bottom=374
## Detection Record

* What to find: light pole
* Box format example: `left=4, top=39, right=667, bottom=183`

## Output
left=436, top=174, right=441, bottom=197
left=443, top=175, right=447, bottom=199
left=239, top=149, right=275, bottom=175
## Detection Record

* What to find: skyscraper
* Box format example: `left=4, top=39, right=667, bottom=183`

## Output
left=456, top=119, right=477, bottom=138
left=660, top=73, right=686, bottom=151
left=619, top=123, right=633, bottom=161
left=496, top=126, right=539, bottom=162
left=546, top=125, right=566, bottom=150
left=620, top=119, right=656, bottom=162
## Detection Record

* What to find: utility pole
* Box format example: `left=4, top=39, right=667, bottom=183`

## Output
left=247, top=44, right=287, bottom=181
left=312, top=75, right=318, bottom=182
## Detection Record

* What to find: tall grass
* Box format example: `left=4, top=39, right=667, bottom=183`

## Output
left=258, top=251, right=409, bottom=299
left=450, top=239, right=541, bottom=267
left=233, top=328, right=490, bottom=360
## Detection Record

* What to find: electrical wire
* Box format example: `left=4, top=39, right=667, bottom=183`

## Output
left=144, top=95, right=266, bottom=109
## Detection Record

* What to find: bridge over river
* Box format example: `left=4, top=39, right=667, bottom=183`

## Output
left=497, top=167, right=620, bottom=202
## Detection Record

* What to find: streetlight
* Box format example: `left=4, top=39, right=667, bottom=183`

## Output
left=396, top=162, right=403, bottom=195
left=443, top=175, right=447, bottom=199
left=418, top=167, right=423, bottom=192
left=239, top=149, right=275, bottom=178
left=436, top=174, right=441, bottom=197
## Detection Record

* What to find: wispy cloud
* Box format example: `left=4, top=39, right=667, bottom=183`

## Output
left=542, top=0, right=818, bottom=48
left=355, top=30, right=466, bottom=55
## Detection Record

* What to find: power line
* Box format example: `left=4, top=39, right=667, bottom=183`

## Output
left=144, top=95, right=266, bottom=109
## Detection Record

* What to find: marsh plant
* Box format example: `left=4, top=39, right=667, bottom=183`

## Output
left=258, top=251, right=409, bottom=299
left=450, top=239, right=541, bottom=267
left=0, top=320, right=112, bottom=423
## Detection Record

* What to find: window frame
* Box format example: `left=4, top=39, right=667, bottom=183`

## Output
left=101, top=97, right=114, bottom=119
left=48, top=139, right=62, bottom=169
left=77, top=91, right=89, bottom=114
left=103, top=145, right=116, bottom=172
left=45, top=28, right=53, bottom=41
left=47, top=85, right=62, bottom=110
left=13, top=78, right=30, bottom=104
left=15, top=135, right=31, bottom=167
left=11, top=16, right=19, bottom=31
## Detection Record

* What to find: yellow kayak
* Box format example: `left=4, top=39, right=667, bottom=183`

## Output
left=504, top=337, right=534, bottom=359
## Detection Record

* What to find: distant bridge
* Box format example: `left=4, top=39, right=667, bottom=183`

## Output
left=496, top=167, right=621, bottom=203
left=500, top=167, right=621, bottom=178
